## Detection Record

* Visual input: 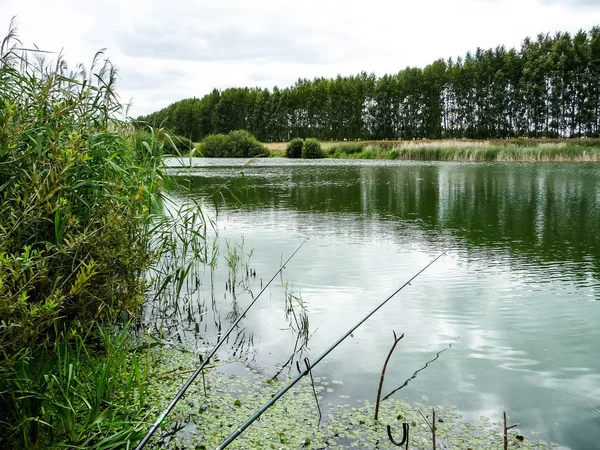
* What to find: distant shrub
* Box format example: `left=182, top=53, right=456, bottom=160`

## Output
left=302, top=138, right=325, bottom=159
left=286, top=138, right=304, bottom=158
left=200, top=133, right=233, bottom=157
left=228, top=130, right=269, bottom=157
left=199, top=130, right=268, bottom=158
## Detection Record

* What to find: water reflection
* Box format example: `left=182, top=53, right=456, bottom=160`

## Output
left=173, top=160, right=600, bottom=286
left=164, top=159, right=600, bottom=449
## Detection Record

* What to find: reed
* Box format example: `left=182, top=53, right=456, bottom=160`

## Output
left=327, top=141, right=600, bottom=161
left=0, top=22, right=211, bottom=449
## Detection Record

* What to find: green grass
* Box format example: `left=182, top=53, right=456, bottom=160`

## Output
left=326, top=140, right=600, bottom=161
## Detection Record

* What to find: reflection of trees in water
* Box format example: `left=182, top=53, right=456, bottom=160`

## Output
left=180, top=163, right=600, bottom=282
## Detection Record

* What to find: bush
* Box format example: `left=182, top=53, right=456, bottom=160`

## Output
left=302, top=138, right=325, bottom=159
left=228, top=129, right=269, bottom=157
left=286, top=138, right=304, bottom=158
left=199, top=130, right=268, bottom=158
left=0, top=65, right=155, bottom=356
left=0, top=28, right=165, bottom=448
left=200, top=133, right=233, bottom=157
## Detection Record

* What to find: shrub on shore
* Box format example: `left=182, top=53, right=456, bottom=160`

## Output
left=199, top=130, right=269, bottom=157
left=0, top=25, right=172, bottom=449
left=286, top=138, right=304, bottom=158
left=302, top=138, right=325, bottom=159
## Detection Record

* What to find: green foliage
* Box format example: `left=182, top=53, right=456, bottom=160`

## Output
left=141, top=26, right=600, bottom=141
left=328, top=142, right=600, bottom=161
left=199, top=130, right=268, bottom=158
left=134, top=129, right=166, bottom=158
left=285, top=138, right=304, bottom=158
left=170, top=135, right=195, bottom=154
left=0, top=51, right=154, bottom=357
left=301, top=138, right=325, bottom=159
left=0, top=24, right=185, bottom=449
left=133, top=129, right=194, bottom=156
left=200, top=133, right=233, bottom=157
left=228, top=129, right=269, bottom=157
left=328, top=143, right=365, bottom=157
left=0, top=324, right=148, bottom=449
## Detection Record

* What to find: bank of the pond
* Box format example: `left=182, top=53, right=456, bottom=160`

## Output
left=262, top=139, right=600, bottom=161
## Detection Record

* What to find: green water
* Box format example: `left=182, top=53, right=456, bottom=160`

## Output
left=165, top=158, right=600, bottom=449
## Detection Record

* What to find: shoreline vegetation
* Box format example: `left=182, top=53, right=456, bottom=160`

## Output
left=0, top=23, right=211, bottom=449
left=268, top=138, right=600, bottom=162
left=138, top=26, right=600, bottom=144
left=179, top=135, right=600, bottom=162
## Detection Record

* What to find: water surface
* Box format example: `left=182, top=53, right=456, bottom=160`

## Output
left=163, top=158, right=600, bottom=449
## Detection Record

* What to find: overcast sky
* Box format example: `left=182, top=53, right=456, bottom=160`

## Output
left=2, top=0, right=600, bottom=117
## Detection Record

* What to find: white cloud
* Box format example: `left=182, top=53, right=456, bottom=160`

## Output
left=3, top=0, right=600, bottom=116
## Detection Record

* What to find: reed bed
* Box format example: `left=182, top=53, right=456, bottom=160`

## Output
left=326, top=141, right=600, bottom=162
left=0, top=22, right=216, bottom=449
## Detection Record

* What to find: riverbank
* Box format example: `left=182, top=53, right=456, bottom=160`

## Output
left=264, top=139, right=600, bottom=161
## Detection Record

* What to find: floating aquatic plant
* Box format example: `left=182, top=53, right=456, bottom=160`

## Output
left=141, top=346, right=558, bottom=450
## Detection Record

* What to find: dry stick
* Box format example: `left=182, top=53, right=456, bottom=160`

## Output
left=418, top=408, right=437, bottom=450
left=432, top=408, right=436, bottom=450
left=374, top=331, right=405, bottom=421
left=503, top=411, right=519, bottom=450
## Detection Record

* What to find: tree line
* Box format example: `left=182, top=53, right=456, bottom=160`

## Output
left=138, top=27, right=600, bottom=141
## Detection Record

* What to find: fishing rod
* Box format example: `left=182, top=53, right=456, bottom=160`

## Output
left=215, top=251, right=446, bottom=450
left=134, top=237, right=309, bottom=450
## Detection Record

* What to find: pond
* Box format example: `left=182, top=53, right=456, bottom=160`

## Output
left=160, top=158, right=600, bottom=449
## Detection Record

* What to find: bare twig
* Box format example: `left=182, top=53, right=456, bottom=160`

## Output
left=375, top=331, right=404, bottom=421
left=418, top=408, right=437, bottom=449
left=503, top=411, right=519, bottom=450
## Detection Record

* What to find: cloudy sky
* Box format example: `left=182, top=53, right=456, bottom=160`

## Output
left=2, top=0, right=600, bottom=117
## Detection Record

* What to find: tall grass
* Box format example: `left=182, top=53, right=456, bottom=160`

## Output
left=0, top=21, right=213, bottom=449
left=0, top=323, right=151, bottom=449
left=327, top=140, right=600, bottom=161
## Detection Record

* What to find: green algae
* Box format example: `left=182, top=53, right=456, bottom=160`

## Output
left=140, top=347, right=559, bottom=450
